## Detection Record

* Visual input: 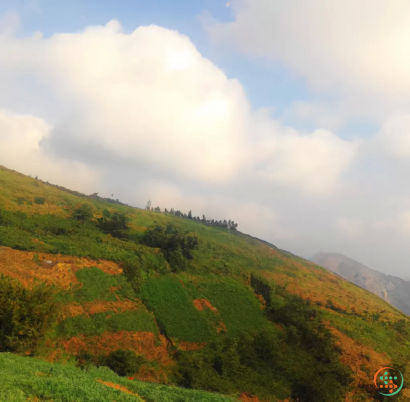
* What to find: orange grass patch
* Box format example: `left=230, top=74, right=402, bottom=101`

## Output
left=192, top=298, right=218, bottom=312
left=96, top=379, right=144, bottom=400
left=59, top=331, right=173, bottom=365
left=0, top=247, right=122, bottom=289
left=177, top=341, right=207, bottom=351
left=327, top=324, right=390, bottom=391
left=63, top=299, right=142, bottom=318
left=239, top=393, right=266, bottom=402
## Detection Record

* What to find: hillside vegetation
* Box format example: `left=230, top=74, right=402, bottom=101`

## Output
left=1, top=165, right=410, bottom=401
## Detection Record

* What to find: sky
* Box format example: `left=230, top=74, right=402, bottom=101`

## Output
left=2, top=0, right=410, bottom=278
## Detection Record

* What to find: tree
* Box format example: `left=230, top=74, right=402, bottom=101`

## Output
left=96, top=209, right=130, bottom=237
left=0, top=275, right=57, bottom=354
left=104, top=350, right=145, bottom=377
left=188, top=210, right=192, bottom=219
left=164, top=208, right=169, bottom=213
left=72, top=204, right=93, bottom=223
left=155, top=206, right=161, bottom=212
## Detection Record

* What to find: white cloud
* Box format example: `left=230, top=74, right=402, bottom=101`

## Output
left=252, top=118, right=360, bottom=194
left=377, top=115, right=410, bottom=158
left=0, top=19, right=357, bottom=195
left=209, top=0, right=410, bottom=99
left=336, top=217, right=365, bottom=238
left=141, top=181, right=294, bottom=239
left=0, top=109, right=101, bottom=192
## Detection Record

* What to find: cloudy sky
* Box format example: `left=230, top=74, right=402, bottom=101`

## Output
left=2, top=0, right=410, bottom=278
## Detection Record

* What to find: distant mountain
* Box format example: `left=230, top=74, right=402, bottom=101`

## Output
left=312, top=251, right=410, bottom=315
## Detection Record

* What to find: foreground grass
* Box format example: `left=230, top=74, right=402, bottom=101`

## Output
left=0, top=353, right=236, bottom=402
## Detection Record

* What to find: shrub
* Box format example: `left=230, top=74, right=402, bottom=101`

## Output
left=0, top=275, right=57, bottom=353
left=72, top=204, right=93, bottom=223
left=141, top=224, right=198, bottom=272
left=96, top=209, right=130, bottom=238
left=104, top=349, right=145, bottom=377
left=34, top=197, right=46, bottom=205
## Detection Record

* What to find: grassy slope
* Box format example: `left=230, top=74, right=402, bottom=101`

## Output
left=0, top=353, right=235, bottom=402
left=1, top=165, right=410, bottom=401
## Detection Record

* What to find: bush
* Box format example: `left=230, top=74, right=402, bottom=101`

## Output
left=0, top=275, right=57, bottom=353
left=72, top=204, right=93, bottom=223
left=96, top=209, right=130, bottom=238
left=34, top=197, right=46, bottom=205
left=104, top=349, right=145, bottom=377
left=141, top=224, right=198, bottom=272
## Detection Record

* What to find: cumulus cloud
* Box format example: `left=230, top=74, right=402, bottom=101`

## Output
left=0, top=109, right=101, bottom=192
left=208, top=0, right=410, bottom=129
left=0, top=19, right=356, bottom=195
left=209, top=0, right=410, bottom=97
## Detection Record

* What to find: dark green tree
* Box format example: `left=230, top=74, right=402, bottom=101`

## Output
left=72, top=204, right=93, bottom=223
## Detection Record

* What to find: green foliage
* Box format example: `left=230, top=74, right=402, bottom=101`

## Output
left=141, top=224, right=198, bottom=272
left=141, top=276, right=212, bottom=342
left=57, top=310, right=158, bottom=338
left=122, top=259, right=145, bottom=293
left=172, top=330, right=288, bottom=400
left=0, top=275, right=57, bottom=353
left=1, top=352, right=235, bottom=402
left=268, top=292, right=352, bottom=401
left=34, top=197, right=45, bottom=205
left=194, top=279, right=269, bottom=337
left=96, top=209, right=130, bottom=238
left=33, top=254, right=41, bottom=265
left=104, top=349, right=145, bottom=377
left=72, top=204, right=93, bottom=223
left=67, top=267, right=136, bottom=303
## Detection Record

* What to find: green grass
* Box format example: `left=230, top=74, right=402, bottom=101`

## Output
left=0, top=352, right=236, bottom=402
left=54, top=267, right=137, bottom=304
left=57, top=310, right=159, bottom=338
left=141, top=276, right=213, bottom=342
left=191, top=278, right=269, bottom=337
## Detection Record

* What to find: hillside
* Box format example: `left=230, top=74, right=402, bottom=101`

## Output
left=313, top=251, right=410, bottom=315
left=1, top=165, right=410, bottom=401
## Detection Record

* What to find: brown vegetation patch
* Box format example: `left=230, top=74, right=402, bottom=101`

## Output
left=0, top=247, right=122, bottom=289
left=59, top=331, right=173, bottom=365
left=96, top=379, right=143, bottom=400
left=192, top=298, right=218, bottom=312
left=177, top=341, right=207, bottom=351
left=239, top=394, right=265, bottom=402
left=327, top=324, right=390, bottom=391
left=63, top=300, right=142, bottom=318
left=216, top=321, right=227, bottom=333
left=133, top=366, right=169, bottom=383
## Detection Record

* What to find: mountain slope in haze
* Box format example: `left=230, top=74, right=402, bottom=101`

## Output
left=2, top=165, right=410, bottom=401
left=313, top=251, right=410, bottom=315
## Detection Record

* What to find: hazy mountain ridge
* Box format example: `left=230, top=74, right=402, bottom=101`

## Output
left=313, top=251, right=410, bottom=315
